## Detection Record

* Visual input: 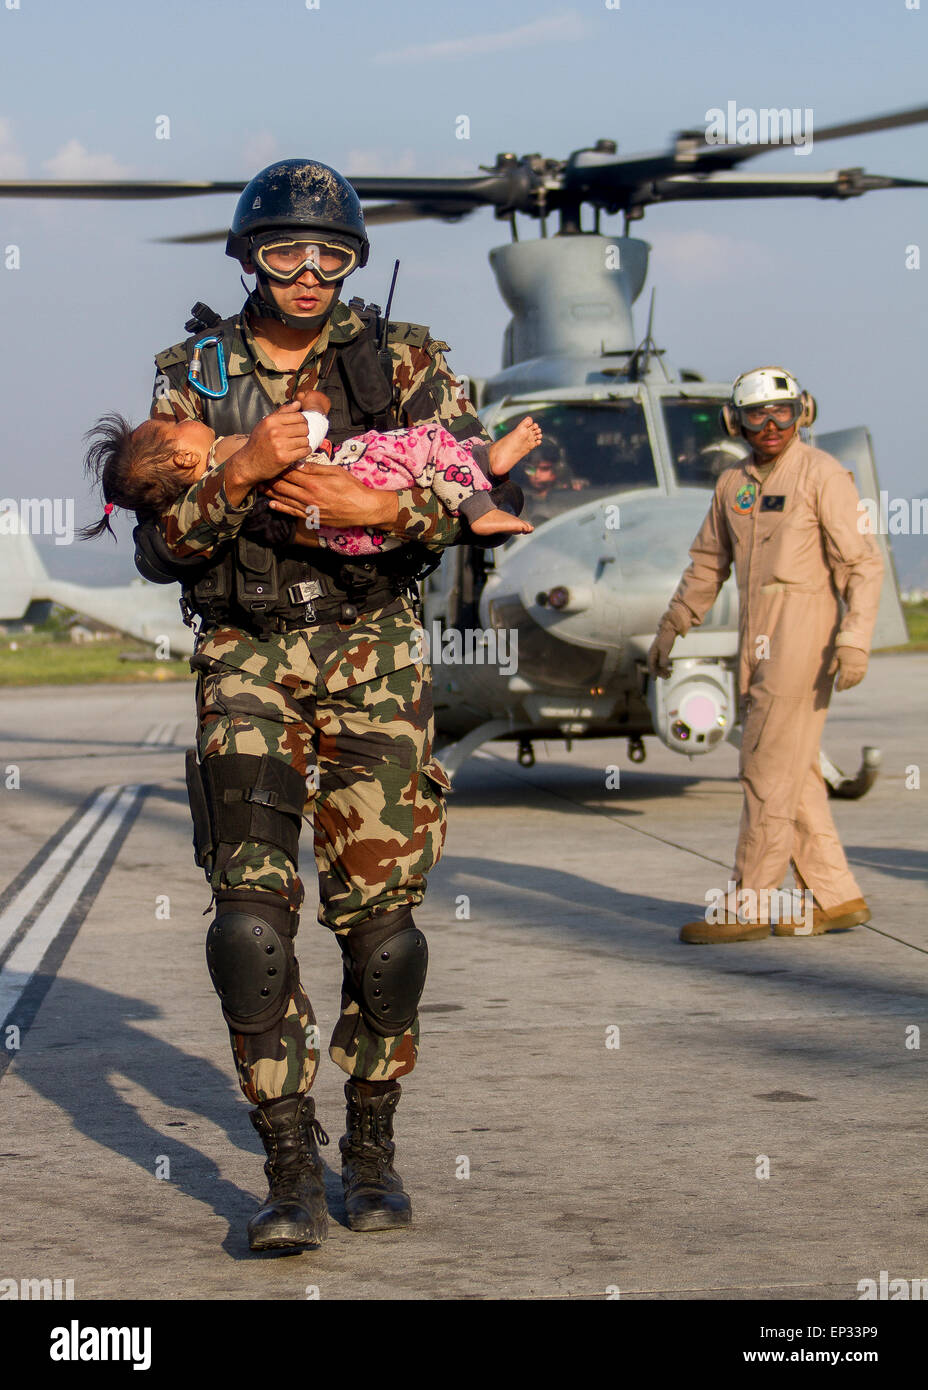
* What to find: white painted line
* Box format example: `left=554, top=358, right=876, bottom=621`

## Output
left=142, top=721, right=180, bottom=746
left=0, top=785, right=142, bottom=1025
left=0, top=786, right=122, bottom=959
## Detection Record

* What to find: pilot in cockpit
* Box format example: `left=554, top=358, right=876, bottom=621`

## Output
left=519, top=435, right=589, bottom=502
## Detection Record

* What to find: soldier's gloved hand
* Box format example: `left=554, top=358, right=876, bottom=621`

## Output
left=647, top=619, right=678, bottom=679
left=828, top=645, right=869, bottom=691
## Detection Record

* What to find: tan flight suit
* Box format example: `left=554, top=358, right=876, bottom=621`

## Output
left=662, top=434, right=883, bottom=912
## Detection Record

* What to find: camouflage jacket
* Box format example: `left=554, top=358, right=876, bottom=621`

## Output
left=150, top=297, right=491, bottom=560
left=148, top=299, right=490, bottom=689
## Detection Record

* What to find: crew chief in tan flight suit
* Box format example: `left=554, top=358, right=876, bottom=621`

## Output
left=648, top=367, right=884, bottom=943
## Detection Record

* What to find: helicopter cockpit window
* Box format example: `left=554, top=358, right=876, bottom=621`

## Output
left=663, top=399, right=751, bottom=489
left=493, top=402, right=657, bottom=525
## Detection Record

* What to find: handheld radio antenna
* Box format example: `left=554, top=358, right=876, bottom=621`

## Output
left=380, top=259, right=400, bottom=350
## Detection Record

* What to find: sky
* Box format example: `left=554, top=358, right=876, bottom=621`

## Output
left=1, top=0, right=926, bottom=584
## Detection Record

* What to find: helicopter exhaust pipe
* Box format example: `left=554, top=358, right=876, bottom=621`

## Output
left=488, top=235, right=650, bottom=372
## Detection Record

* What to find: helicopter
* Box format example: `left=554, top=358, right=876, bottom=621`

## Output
left=0, top=102, right=921, bottom=792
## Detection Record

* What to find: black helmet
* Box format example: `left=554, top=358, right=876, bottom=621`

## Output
left=226, top=158, right=369, bottom=267
left=532, top=435, right=566, bottom=468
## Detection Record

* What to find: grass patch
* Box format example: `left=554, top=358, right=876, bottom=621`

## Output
left=902, top=601, right=928, bottom=646
left=877, top=602, right=928, bottom=653
left=0, top=630, right=192, bottom=686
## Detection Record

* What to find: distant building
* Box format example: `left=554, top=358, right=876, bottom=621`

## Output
left=65, top=613, right=117, bottom=638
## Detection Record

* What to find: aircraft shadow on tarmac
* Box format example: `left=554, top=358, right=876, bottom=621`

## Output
left=6, top=976, right=349, bottom=1260
left=433, top=851, right=928, bottom=1047
left=844, top=845, right=928, bottom=881
left=449, top=759, right=725, bottom=814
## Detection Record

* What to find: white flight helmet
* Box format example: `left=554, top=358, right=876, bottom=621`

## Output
left=721, top=365, right=816, bottom=437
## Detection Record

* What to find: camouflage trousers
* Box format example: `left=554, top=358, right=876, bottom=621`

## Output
left=194, top=638, right=448, bottom=1104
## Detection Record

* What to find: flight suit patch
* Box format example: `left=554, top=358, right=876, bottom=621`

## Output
left=733, top=482, right=756, bottom=513
left=760, top=495, right=786, bottom=512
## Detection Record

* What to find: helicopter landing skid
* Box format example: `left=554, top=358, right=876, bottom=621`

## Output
left=721, top=727, right=880, bottom=800
left=819, top=746, right=882, bottom=800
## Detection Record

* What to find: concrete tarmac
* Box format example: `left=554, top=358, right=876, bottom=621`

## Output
left=0, top=654, right=925, bottom=1301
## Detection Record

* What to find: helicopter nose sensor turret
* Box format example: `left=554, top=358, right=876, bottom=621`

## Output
left=646, top=658, right=736, bottom=755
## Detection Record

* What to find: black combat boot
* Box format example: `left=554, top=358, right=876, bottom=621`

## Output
left=339, top=1080, right=411, bottom=1232
left=247, top=1092, right=329, bottom=1251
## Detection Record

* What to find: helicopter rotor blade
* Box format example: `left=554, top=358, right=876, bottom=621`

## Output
left=0, top=179, right=248, bottom=200
left=682, top=101, right=928, bottom=170
left=346, top=174, right=522, bottom=210
left=564, top=102, right=928, bottom=206
left=645, top=168, right=928, bottom=206
left=152, top=227, right=229, bottom=244
left=0, top=174, right=513, bottom=209
left=151, top=200, right=477, bottom=245
left=361, top=200, right=478, bottom=224
left=3, top=103, right=927, bottom=228
left=361, top=202, right=431, bottom=225
left=787, top=103, right=928, bottom=145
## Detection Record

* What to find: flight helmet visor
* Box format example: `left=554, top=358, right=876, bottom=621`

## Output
left=738, top=399, right=803, bottom=432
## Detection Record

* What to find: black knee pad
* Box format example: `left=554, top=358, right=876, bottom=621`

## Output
left=206, top=890, right=299, bottom=1034
left=340, top=905, right=429, bottom=1038
left=185, top=749, right=307, bottom=877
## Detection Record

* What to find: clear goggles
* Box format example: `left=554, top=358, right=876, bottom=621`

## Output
left=737, top=399, right=802, bottom=432
left=251, top=236, right=359, bottom=285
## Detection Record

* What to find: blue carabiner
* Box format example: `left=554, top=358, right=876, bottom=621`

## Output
left=187, top=334, right=229, bottom=399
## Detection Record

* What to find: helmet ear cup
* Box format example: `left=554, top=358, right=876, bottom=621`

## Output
left=720, top=403, right=740, bottom=438
left=798, top=391, right=817, bottom=429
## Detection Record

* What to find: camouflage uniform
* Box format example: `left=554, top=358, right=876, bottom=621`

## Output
left=151, top=299, right=488, bottom=1103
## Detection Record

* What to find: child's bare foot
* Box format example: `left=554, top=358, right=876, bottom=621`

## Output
left=470, top=508, right=534, bottom=537
left=487, top=416, right=543, bottom=476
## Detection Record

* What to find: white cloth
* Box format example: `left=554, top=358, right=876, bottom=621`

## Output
left=302, top=410, right=329, bottom=455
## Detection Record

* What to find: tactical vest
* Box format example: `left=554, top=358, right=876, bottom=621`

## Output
left=142, top=299, right=444, bottom=638
left=174, top=297, right=402, bottom=445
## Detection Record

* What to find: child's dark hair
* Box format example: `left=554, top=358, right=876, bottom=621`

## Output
left=78, top=414, right=184, bottom=540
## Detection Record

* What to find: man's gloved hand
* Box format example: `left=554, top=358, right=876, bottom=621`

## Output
left=647, top=618, right=678, bottom=679
left=828, top=645, right=869, bottom=691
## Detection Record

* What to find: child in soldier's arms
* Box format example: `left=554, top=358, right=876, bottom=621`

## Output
left=80, top=392, right=538, bottom=553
